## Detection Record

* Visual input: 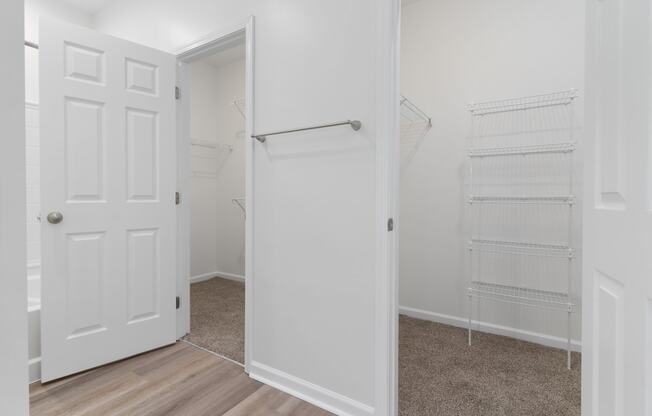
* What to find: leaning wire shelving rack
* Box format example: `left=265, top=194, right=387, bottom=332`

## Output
left=466, top=89, right=578, bottom=369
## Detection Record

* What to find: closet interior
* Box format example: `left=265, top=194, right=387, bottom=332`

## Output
left=184, top=39, right=247, bottom=364
left=397, top=0, right=583, bottom=415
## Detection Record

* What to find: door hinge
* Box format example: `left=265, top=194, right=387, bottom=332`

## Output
left=175, top=86, right=181, bottom=100
left=176, top=296, right=180, bottom=309
left=175, top=191, right=181, bottom=205
left=387, top=217, right=394, bottom=231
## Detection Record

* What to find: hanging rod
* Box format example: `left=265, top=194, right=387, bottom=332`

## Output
left=25, top=41, right=39, bottom=49
left=252, top=119, right=361, bottom=143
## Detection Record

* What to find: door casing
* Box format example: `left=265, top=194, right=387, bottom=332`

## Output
left=174, top=16, right=255, bottom=372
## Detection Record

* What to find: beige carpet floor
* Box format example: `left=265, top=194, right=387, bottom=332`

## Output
left=183, top=277, right=245, bottom=364
left=399, top=315, right=581, bottom=416
left=184, top=280, right=581, bottom=415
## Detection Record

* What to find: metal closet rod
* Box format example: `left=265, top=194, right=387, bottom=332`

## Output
left=25, top=41, right=39, bottom=49
left=252, top=119, right=361, bottom=143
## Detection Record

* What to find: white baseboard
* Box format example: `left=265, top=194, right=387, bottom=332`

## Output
left=399, top=306, right=581, bottom=352
left=190, top=270, right=245, bottom=284
left=189, top=272, right=218, bottom=284
left=213, top=271, right=245, bottom=283
left=249, top=361, right=374, bottom=416
left=28, top=357, right=41, bottom=384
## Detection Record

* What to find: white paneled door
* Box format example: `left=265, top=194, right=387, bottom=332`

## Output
left=584, top=0, right=652, bottom=414
left=39, top=18, right=177, bottom=382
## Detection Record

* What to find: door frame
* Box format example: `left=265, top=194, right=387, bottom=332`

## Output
left=385, top=3, right=592, bottom=416
left=174, top=16, right=255, bottom=372
left=378, top=0, right=401, bottom=415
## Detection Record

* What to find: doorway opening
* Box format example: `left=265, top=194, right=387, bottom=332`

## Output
left=175, top=22, right=254, bottom=369
left=182, top=38, right=247, bottom=365
left=395, top=0, right=583, bottom=415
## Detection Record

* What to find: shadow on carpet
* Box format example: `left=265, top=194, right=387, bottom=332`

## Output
left=399, top=315, right=581, bottom=416
left=183, top=277, right=245, bottom=364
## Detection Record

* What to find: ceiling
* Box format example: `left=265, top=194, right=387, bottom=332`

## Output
left=57, top=0, right=113, bottom=14
left=56, top=0, right=418, bottom=19
left=201, top=43, right=246, bottom=69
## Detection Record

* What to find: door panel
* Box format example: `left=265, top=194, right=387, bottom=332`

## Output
left=40, top=18, right=177, bottom=382
left=126, top=108, right=159, bottom=200
left=64, top=98, right=105, bottom=201
left=65, top=232, right=106, bottom=339
left=126, top=228, right=160, bottom=324
left=595, top=271, right=624, bottom=415
left=584, top=0, right=652, bottom=414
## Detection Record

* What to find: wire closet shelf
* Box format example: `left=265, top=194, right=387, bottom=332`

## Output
left=190, top=98, right=246, bottom=155
left=466, top=89, right=578, bottom=369
left=232, top=198, right=246, bottom=218
left=400, top=95, right=432, bottom=169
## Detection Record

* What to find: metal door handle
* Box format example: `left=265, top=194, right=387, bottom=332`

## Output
left=47, top=212, right=63, bottom=224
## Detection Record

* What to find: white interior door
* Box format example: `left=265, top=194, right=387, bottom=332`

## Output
left=39, top=18, right=177, bottom=382
left=583, top=0, right=652, bottom=414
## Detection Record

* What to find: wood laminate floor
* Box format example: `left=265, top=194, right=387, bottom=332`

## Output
left=30, top=341, right=333, bottom=416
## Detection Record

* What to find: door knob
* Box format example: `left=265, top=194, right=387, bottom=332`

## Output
left=47, top=212, right=63, bottom=224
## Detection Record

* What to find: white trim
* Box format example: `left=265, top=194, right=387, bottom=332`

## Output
left=243, top=15, right=256, bottom=378
left=190, top=271, right=245, bottom=284
left=174, top=19, right=248, bottom=59
left=175, top=53, right=191, bottom=340
left=189, top=272, right=217, bottom=284
left=400, top=306, right=582, bottom=352
left=216, top=271, right=246, bottom=282
left=249, top=361, right=374, bottom=416
left=28, top=357, right=41, bottom=384
left=376, top=0, right=401, bottom=415
left=175, top=16, right=255, bottom=375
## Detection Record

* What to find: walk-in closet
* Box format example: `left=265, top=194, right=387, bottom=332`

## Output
left=184, top=39, right=247, bottom=364
left=398, top=0, right=583, bottom=414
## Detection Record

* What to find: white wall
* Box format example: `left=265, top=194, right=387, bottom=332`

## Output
left=399, top=0, right=584, bottom=346
left=95, top=2, right=387, bottom=414
left=189, top=57, right=246, bottom=280
left=24, top=0, right=94, bottom=103
left=212, top=59, right=246, bottom=278
left=189, top=60, right=220, bottom=279
left=0, top=0, right=28, bottom=414
left=189, top=59, right=246, bottom=278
